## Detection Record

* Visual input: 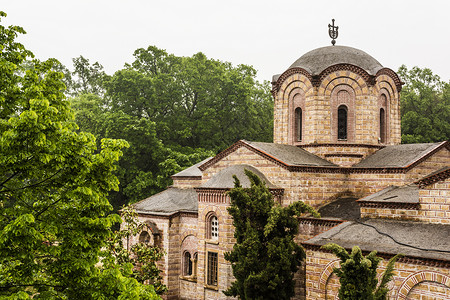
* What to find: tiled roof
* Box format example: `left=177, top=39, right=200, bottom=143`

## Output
left=242, top=141, right=336, bottom=167
left=200, top=164, right=278, bottom=189
left=358, top=185, right=419, bottom=204
left=353, top=142, right=446, bottom=168
left=172, top=157, right=212, bottom=177
left=303, top=219, right=450, bottom=262
left=133, top=187, right=197, bottom=216
left=318, top=198, right=361, bottom=221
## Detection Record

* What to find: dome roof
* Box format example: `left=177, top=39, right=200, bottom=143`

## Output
left=200, top=164, right=277, bottom=189
left=288, top=45, right=383, bottom=76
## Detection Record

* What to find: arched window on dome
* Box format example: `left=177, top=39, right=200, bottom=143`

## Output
left=380, top=108, right=386, bottom=143
left=337, top=105, right=348, bottom=140
left=295, top=107, right=302, bottom=141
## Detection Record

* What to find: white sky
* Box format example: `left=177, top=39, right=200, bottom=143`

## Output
left=3, top=0, right=450, bottom=82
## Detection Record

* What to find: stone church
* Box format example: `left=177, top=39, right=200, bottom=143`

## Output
left=129, top=44, right=450, bottom=299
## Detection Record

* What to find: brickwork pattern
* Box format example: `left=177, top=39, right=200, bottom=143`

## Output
left=172, top=177, right=203, bottom=189
left=273, top=67, right=401, bottom=156
left=305, top=250, right=450, bottom=300
left=405, top=148, right=450, bottom=182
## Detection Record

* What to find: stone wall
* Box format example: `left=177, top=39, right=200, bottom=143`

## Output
left=196, top=195, right=235, bottom=300
left=361, top=177, right=450, bottom=225
left=273, top=70, right=401, bottom=149
left=172, top=177, right=203, bottom=189
left=405, top=147, right=450, bottom=182
left=305, top=249, right=450, bottom=300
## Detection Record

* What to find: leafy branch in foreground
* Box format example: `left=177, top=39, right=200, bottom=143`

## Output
left=102, top=206, right=167, bottom=295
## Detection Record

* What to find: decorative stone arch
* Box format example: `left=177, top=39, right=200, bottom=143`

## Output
left=140, top=221, right=161, bottom=247
left=319, top=259, right=340, bottom=292
left=179, top=230, right=197, bottom=247
left=201, top=205, right=226, bottom=240
left=319, top=72, right=367, bottom=97
left=330, top=84, right=356, bottom=143
left=278, top=74, right=314, bottom=101
left=376, top=68, right=403, bottom=92
left=374, top=77, right=397, bottom=99
left=375, top=76, right=401, bottom=144
left=288, top=87, right=306, bottom=145
left=395, top=271, right=450, bottom=300
left=180, top=234, right=198, bottom=277
left=318, top=64, right=374, bottom=88
left=378, top=88, right=390, bottom=144
left=273, top=67, right=313, bottom=97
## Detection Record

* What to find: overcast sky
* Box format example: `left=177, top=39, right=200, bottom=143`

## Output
left=3, top=1, right=450, bottom=83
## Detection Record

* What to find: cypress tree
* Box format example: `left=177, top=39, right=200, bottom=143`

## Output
left=224, top=170, right=319, bottom=300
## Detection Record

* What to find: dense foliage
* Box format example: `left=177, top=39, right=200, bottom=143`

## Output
left=224, top=170, right=319, bottom=300
left=399, top=65, right=450, bottom=143
left=322, top=244, right=402, bottom=300
left=0, top=12, right=159, bottom=299
left=103, top=206, right=166, bottom=295
left=66, top=47, right=273, bottom=208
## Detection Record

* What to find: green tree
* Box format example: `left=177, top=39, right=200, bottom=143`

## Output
left=103, top=206, right=166, bottom=295
left=0, top=12, right=159, bottom=299
left=224, top=170, right=319, bottom=300
left=70, top=55, right=108, bottom=96
left=398, top=65, right=450, bottom=143
left=106, top=46, right=273, bottom=151
left=322, top=244, right=403, bottom=300
left=70, top=93, right=213, bottom=208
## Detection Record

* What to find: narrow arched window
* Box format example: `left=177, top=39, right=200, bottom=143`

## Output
left=380, top=108, right=386, bottom=143
left=337, top=105, right=347, bottom=140
left=210, top=215, right=218, bottom=240
left=184, top=252, right=192, bottom=276
left=192, top=253, right=198, bottom=277
left=295, top=107, right=302, bottom=141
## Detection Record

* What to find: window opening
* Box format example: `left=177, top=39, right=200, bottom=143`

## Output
left=337, top=105, right=347, bottom=140
left=193, top=253, right=198, bottom=277
left=139, top=231, right=151, bottom=244
left=210, top=215, right=218, bottom=240
left=380, top=108, right=386, bottom=143
left=184, top=252, right=192, bottom=276
left=295, top=107, right=302, bottom=141
left=207, top=252, right=218, bottom=286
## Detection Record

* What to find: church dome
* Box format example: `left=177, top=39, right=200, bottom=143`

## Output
left=288, top=45, right=383, bottom=75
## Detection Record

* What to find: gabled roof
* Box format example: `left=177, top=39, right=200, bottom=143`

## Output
left=246, top=141, right=337, bottom=167
left=132, top=187, right=197, bottom=216
left=353, top=142, right=448, bottom=169
left=199, top=164, right=278, bottom=189
left=199, top=140, right=337, bottom=171
left=172, top=157, right=212, bottom=178
left=303, top=219, right=450, bottom=262
left=358, top=185, right=419, bottom=204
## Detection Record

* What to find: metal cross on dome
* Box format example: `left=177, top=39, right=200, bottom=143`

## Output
left=328, top=19, right=338, bottom=45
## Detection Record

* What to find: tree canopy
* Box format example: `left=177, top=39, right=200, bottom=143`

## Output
left=224, top=170, right=319, bottom=300
left=66, top=46, right=273, bottom=208
left=399, top=65, right=450, bottom=143
left=0, top=12, right=159, bottom=299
